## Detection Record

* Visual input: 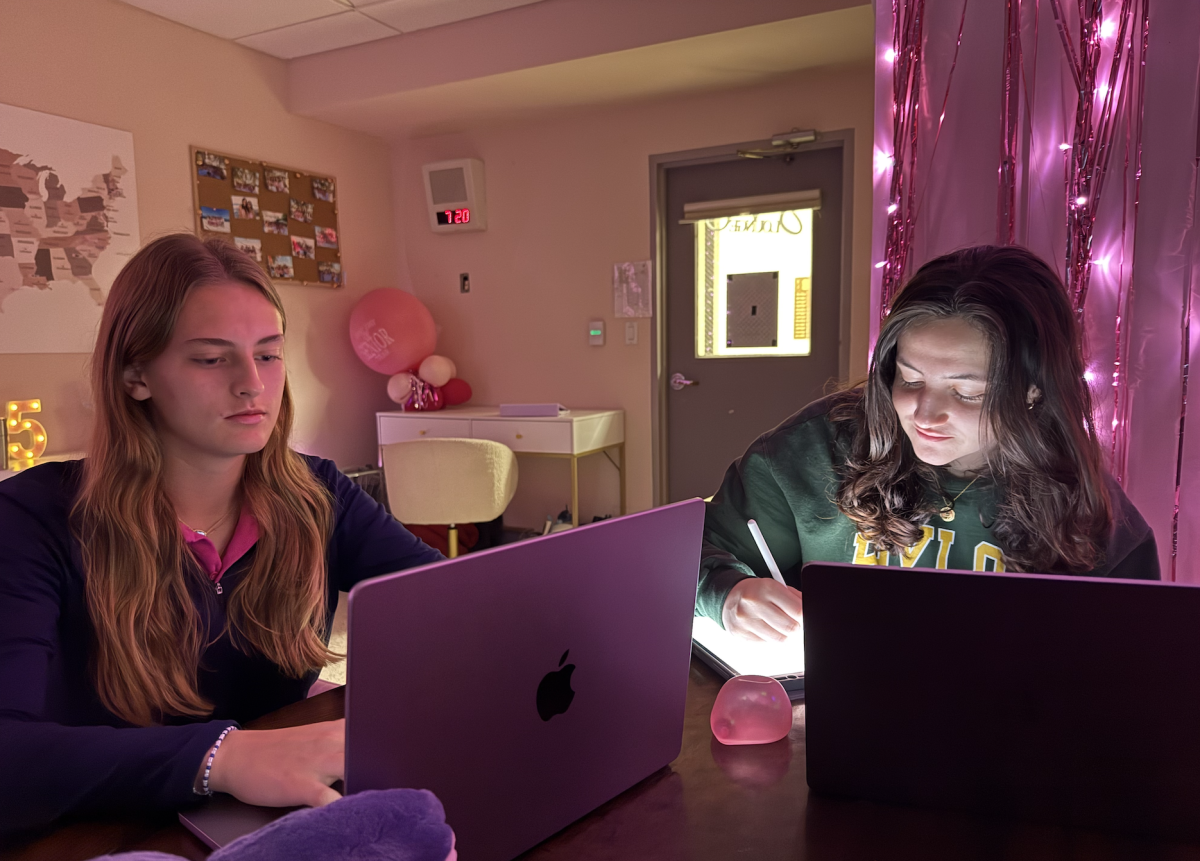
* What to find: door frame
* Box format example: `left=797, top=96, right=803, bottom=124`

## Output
left=647, top=129, right=855, bottom=506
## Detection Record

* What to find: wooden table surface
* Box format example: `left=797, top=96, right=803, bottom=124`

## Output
left=5, top=658, right=1200, bottom=860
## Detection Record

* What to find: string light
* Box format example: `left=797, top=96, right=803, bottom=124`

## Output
left=877, top=0, right=968, bottom=323
left=876, top=0, right=1153, bottom=559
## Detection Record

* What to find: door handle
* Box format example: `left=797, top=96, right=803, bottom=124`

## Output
left=670, top=372, right=699, bottom=391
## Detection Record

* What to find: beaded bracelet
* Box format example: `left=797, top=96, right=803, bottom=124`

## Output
left=198, top=726, right=238, bottom=797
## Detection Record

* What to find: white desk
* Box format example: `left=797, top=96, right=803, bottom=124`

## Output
left=376, top=406, right=624, bottom=527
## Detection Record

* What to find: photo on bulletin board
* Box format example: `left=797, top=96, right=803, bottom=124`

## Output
left=234, top=236, right=262, bottom=261
left=190, top=146, right=342, bottom=288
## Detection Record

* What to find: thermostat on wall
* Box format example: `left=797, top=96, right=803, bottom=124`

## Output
left=422, top=158, right=487, bottom=233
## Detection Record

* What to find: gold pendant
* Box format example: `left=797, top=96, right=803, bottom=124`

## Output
left=939, top=506, right=955, bottom=522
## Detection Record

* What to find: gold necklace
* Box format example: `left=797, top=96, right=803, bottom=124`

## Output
left=181, top=502, right=236, bottom=537
left=938, top=475, right=980, bottom=522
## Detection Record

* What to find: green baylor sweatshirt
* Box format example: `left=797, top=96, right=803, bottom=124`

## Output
left=697, top=392, right=1160, bottom=625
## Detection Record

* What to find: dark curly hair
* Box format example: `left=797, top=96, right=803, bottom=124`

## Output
left=832, top=245, right=1111, bottom=574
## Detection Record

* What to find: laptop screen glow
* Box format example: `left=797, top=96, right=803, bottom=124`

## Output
left=692, top=615, right=805, bottom=677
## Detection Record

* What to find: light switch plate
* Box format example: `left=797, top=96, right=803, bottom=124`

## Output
left=588, top=320, right=605, bottom=346
left=625, top=321, right=638, bottom=345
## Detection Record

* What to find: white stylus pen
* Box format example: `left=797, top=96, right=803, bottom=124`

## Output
left=746, top=519, right=787, bottom=586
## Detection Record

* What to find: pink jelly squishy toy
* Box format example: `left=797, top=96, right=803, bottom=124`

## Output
left=709, top=674, right=793, bottom=745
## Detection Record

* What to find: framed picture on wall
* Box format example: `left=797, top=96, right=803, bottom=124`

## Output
left=190, top=146, right=343, bottom=288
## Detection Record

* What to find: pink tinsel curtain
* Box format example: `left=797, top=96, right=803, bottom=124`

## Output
left=870, top=0, right=1200, bottom=581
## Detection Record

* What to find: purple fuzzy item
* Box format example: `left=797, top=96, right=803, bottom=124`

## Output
left=87, top=854, right=188, bottom=861
left=210, top=789, right=453, bottom=861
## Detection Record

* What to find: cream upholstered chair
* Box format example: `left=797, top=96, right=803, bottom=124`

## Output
left=381, top=438, right=518, bottom=558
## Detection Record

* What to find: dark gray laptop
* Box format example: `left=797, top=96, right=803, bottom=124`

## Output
left=802, top=561, right=1200, bottom=842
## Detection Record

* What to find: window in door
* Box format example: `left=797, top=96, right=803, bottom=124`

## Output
left=693, top=207, right=815, bottom=359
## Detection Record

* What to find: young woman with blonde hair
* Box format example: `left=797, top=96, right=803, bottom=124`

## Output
left=700, top=245, right=1159, bottom=641
left=0, top=234, right=441, bottom=834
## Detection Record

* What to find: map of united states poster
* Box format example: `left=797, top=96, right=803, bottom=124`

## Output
left=0, top=103, right=140, bottom=353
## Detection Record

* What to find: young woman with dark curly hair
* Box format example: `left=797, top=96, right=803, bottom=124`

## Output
left=699, top=245, right=1159, bottom=642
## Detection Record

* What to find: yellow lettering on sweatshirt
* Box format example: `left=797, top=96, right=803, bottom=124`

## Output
left=973, top=541, right=1006, bottom=572
left=935, top=528, right=955, bottom=569
left=852, top=532, right=890, bottom=565
left=899, top=525, right=936, bottom=568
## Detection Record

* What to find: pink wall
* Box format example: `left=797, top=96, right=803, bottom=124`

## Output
left=392, top=64, right=875, bottom=528
left=0, top=0, right=402, bottom=468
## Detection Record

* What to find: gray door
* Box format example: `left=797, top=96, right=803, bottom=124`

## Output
left=664, top=144, right=845, bottom=502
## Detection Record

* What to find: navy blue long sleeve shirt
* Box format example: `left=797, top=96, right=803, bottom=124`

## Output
left=0, top=454, right=442, bottom=836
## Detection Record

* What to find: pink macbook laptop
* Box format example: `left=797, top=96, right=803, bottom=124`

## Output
left=181, top=499, right=704, bottom=858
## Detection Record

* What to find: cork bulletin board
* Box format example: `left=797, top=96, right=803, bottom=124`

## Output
left=190, top=146, right=342, bottom=288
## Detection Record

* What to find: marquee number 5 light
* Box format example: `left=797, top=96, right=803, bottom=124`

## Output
left=6, top=399, right=47, bottom=470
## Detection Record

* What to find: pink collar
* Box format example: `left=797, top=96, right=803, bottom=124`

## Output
left=181, top=504, right=259, bottom=585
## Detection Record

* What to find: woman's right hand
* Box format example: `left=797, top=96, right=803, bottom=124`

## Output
left=205, top=719, right=345, bottom=808
left=721, top=577, right=804, bottom=642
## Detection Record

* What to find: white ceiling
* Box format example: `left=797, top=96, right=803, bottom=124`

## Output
left=116, top=0, right=548, bottom=59
left=114, top=0, right=873, bottom=139
left=303, top=6, right=876, bottom=139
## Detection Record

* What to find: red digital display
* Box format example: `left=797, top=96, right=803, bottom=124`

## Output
left=436, top=208, right=471, bottom=225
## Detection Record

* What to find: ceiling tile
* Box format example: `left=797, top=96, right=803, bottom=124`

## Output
left=360, top=0, right=545, bottom=34
left=117, top=0, right=349, bottom=40
left=235, top=11, right=400, bottom=59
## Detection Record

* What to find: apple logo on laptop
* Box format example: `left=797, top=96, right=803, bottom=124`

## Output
left=537, top=649, right=576, bottom=721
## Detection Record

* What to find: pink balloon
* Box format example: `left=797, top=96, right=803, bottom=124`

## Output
left=404, top=377, right=444, bottom=411
left=387, top=371, right=416, bottom=404
left=442, top=378, right=473, bottom=406
left=417, top=355, right=457, bottom=387
left=349, top=289, right=436, bottom=375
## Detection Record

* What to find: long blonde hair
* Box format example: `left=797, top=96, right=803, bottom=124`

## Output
left=74, top=234, right=334, bottom=726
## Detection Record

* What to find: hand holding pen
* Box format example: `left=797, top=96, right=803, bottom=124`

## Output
left=719, top=519, right=804, bottom=642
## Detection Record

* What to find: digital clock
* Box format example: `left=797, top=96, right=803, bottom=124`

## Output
left=422, top=158, right=487, bottom=232
left=436, top=208, right=471, bottom=226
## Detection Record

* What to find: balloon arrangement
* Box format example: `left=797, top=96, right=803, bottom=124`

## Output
left=348, top=289, right=473, bottom=411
